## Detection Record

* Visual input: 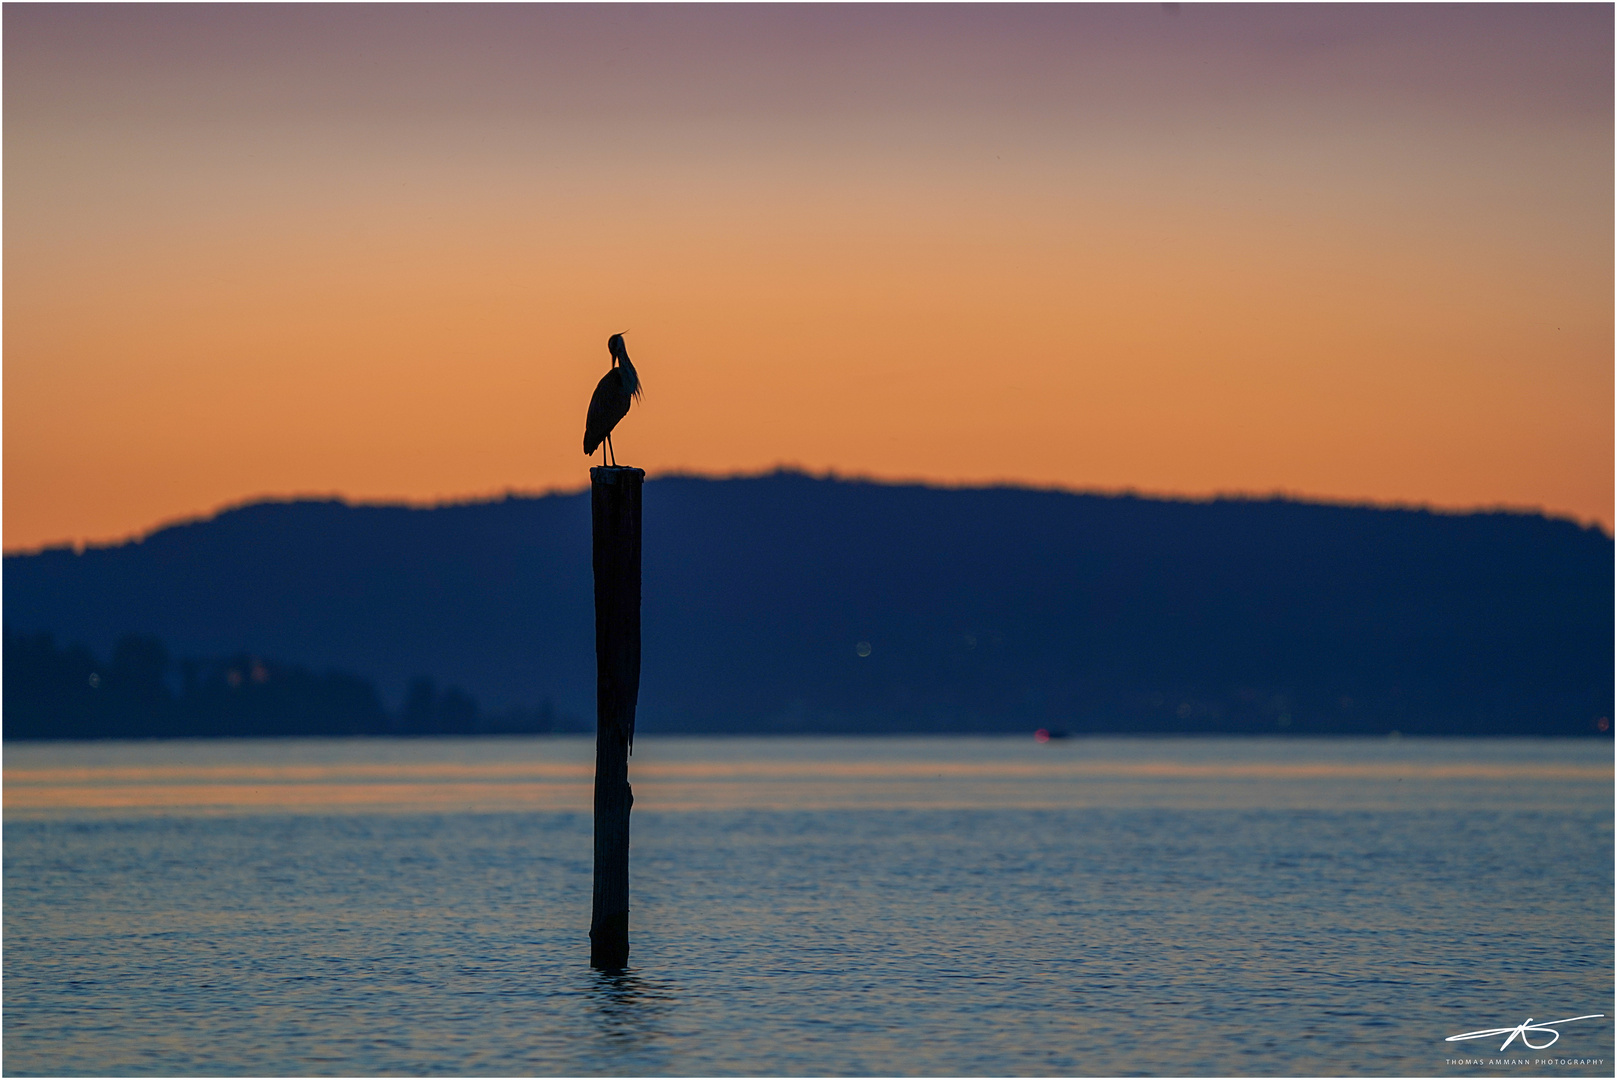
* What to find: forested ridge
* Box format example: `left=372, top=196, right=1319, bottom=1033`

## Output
left=6, top=472, right=1610, bottom=738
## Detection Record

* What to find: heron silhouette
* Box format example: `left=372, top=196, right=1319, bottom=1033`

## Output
left=584, top=332, right=642, bottom=466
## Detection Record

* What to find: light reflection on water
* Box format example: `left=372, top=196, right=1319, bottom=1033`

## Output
left=3, top=736, right=1611, bottom=1076
left=5, top=735, right=1609, bottom=815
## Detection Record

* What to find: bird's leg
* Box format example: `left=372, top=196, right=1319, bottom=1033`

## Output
left=606, top=433, right=617, bottom=467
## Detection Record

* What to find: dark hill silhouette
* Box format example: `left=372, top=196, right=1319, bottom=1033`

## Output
left=4, top=472, right=1611, bottom=736
left=2, top=629, right=572, bottom=740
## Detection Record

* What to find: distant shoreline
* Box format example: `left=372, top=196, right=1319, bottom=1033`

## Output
left=7, top=729, right=1610, bottom=743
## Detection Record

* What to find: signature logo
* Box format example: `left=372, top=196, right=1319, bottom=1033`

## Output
left=1446, top=1014, right=1605, bottom=1051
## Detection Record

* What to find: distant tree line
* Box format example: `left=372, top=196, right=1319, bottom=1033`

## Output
left=2, top=630, right=583, bottom=740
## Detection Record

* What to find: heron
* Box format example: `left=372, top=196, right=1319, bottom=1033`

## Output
left=584, top=332, right=642, bottom=466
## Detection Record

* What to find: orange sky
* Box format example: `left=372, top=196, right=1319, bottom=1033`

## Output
left=6, top=4, right=1612, bottom=551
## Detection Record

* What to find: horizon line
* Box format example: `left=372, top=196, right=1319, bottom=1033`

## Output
left=5, top=466, right=1608, bottom=558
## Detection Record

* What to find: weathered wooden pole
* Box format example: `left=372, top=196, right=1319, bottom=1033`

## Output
left=589, top=465, right=642, bottom=969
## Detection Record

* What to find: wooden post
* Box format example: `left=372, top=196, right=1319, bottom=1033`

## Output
left=589, top=465, right=642, bottom=969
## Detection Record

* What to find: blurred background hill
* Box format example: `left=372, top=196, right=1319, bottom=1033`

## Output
left=5, top=472, right=1611, bottom=738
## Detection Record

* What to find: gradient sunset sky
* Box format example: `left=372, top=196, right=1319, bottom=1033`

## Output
left=6, top=3, right=1612, bottom=551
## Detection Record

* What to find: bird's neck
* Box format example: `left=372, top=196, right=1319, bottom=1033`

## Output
left=616, top=355, right=640, bottom=397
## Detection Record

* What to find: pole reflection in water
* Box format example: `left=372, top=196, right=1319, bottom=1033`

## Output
left=586, top=968, right=679, bottom=1061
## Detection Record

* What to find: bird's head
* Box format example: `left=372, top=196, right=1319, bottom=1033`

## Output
left=607, top=333, right=629, bottom=365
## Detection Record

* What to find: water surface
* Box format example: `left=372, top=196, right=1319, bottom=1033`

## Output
left=5, top=736, right=1611, bottom=1075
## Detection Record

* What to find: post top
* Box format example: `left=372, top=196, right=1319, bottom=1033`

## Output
left=590, top=466, right=645, bottom=485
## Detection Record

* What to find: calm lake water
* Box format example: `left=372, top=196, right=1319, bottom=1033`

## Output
left=4, top=736, right=1611, bottom=1076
